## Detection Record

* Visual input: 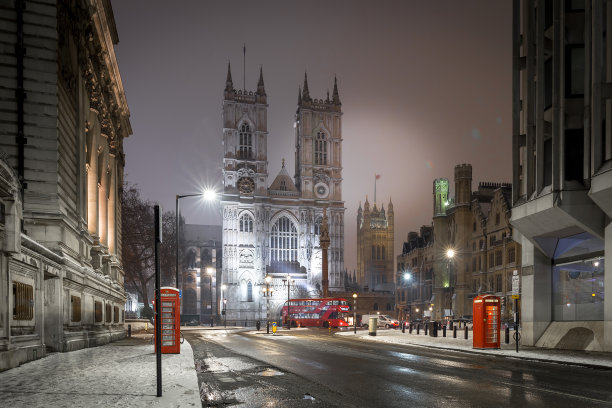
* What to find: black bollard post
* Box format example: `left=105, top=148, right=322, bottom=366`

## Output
left=211, top=317, right=214, bottom=327
left=442, top=325, right=446, bottom=337
left=464, top=326, right=468, bottom=339
left=409, top=324, right=413, bottom=334
left=453, top=326, right=457, bottom=338
left=417, top=324, right=420, bottom=335
left=128, top=324, right=131, bottom=338
left=505, top=326, right=510, bottom=344
left=402, top=321, right=405, bottom=333
left=425, top=324, right=428, bottom=335
left=256, top=321, right=261, bottom=331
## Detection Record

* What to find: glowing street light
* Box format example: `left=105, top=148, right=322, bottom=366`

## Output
left=352, top=293, right=358, bottom=334
left=446, top=248, right=455, bottom=259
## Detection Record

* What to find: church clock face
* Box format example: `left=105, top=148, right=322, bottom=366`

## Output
left=238, top=177, right=255, bottom=194
left=315, top=182, right=329, bottom=198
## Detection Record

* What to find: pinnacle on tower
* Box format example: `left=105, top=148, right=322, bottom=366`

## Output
left=225, top=61, right=233, bottom=91
left=302, top=72, right=311, bottom=102
left=332, top=75, right=341, bottom=105
left=257, top=65, right=266, bottom=95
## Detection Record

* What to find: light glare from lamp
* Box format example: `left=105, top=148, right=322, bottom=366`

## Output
left=447, top=249, right=455, bottom=258
left=203, top=189, right=217, bottom=201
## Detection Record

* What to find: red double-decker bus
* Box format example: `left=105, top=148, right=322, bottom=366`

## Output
left=281, top=298, right=350, bottom=328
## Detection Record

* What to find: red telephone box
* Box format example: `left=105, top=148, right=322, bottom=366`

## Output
left=472, top=295, right=500, bottom=349
left=154, top=287, right=181, bottom=354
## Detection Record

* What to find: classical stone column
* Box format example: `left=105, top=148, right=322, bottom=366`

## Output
left=320, top=208, right=330, bottom=298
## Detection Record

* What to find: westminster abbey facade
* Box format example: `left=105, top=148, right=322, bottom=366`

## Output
left=220, top=66, right=345, bottom=322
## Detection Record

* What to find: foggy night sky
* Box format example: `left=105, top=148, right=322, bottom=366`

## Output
left=111, top=0, right=512, bottom=272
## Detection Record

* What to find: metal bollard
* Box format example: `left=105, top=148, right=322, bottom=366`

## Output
left=464, top=326, right=468, bottom=339
left=402, top=322, right=405, bottom=333
left=256, top=321, right=261, bottom=331
left=127, top=324, right=131, bottom=337
left=425, top=324, right=428, bottom=335
left=442, top=326, right=446, bottom=337
left=417, top=324, right=420, bottom=335
left=453, top=326, right=457, bottom=338
left=211, top=318, right=214, bottom=327
left=505, top=326, right=510, bottom=344
left=409, top=324, right=413, bottom=334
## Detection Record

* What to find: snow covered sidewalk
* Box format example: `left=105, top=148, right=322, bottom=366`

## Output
left=336, top=328, right=612, bottom=369
left=0, top=335, right=200, bottom=408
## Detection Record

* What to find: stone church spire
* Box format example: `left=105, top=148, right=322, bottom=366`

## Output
left=302, top=72, right=311, bottom=102
left=332, top=75, right=341, bottom=105
left=225, top=62, right=233, bottom=91
left=257, top=66, right=266, bottom=95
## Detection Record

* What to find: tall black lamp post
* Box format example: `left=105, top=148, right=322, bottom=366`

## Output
left=283, top=274, right=294, bottom=329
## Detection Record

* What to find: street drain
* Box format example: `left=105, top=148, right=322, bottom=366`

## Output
left=258, top=368, right=284, bottom=376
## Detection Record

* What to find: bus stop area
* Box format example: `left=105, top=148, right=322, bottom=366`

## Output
left=335, top=327, right=612, bottom=370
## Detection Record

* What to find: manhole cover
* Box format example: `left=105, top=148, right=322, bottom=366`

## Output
left=258, top=368, right=284, bottom=376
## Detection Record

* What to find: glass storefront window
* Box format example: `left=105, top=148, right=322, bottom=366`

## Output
left=553, top=258, right=604, bottom=321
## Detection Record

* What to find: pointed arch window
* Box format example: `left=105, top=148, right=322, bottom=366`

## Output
left=247, top=281, right=253, bottom=302
left=239, top=213, right=254, bottom=233
left=314, top=131, right=328, bottom=165
left=314, top=216, right=322, bottom=237
left=270, top=216, right=298, bottom=262
left=239, top=123, right=253, bottom=160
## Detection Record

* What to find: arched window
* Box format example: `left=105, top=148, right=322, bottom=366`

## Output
left=314, top=131, right=327, bottom=165
left=373, top=303, right=379, bottom=311
left=377, top=246, right=381, bottom=260
left=314, top=216, right=322, bottom=237
left=382, top=246, right=385, bottom=260
left=270, top=216, right=298, bottom=262
left=239, top=123, right=253, bottom=159
left=247, top=281, right=253, bottom=302
left=280, top=180, right=287, bottom=191
left=239, top=213, right=253, bottom=232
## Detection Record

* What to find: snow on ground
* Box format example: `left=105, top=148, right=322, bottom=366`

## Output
left=336, top=328, right=612, bottom=368
left=0, top=335, right=200, bottom=408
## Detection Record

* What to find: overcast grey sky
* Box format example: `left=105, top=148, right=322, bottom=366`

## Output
left=112, top=0, right=512, bottom=271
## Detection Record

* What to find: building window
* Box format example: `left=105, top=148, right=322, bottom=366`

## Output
left=270, top=216, right=298, bottom=262
left=489, top=253, right=495, bottom=269
left=382, top=246, right=385, bottom=260
left=544, top=58, right=553, bottom=109
left=496, top=251, right=502, bottom=266
left=490, top=235, right=495, bottom=247
left=71, top=296, right=81, bottom=322
left=472, top=242, right=476, bottom=251
left=314, top=131, right=327, bottom=165
left=472, top=257, right=477, bottom=272
left=496, top=274, right=503, bottom=292
left=386, top=303, right=391, bottom=311
left=508, top=247, right=516, bottom=263
left=239, top=213, right=253, bottom=232
left=280, top=180, right=287, bottom=191
left=247, top=281, right=253, bottom=302
left=377, top=246, right=381, bottom=260
left=114, top=306, right=119, bottom=323
left=239, top=123, right=253, bottom=159
left=373, top=303, right=378, bottom=311
left=473, top=221, right=476, bottom=232
left=95, top=301, right=103, bottom=323
left=401, top=291, right=405, bottom=301
left=566, top=45, right=585, bottom=96
left=564, top=128, right=584, bottom=184
left=553, top=261, right=604, bottom=321
left=314, top=216, right=322, bottom=237
left=105, top=303, right=112, bottom=323
left=13, top=282, right=33, bottom=320
left=479, top=239, right=484, bottom=250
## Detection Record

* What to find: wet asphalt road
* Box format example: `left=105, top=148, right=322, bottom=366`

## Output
left=185, top=328, right=612, bottom=407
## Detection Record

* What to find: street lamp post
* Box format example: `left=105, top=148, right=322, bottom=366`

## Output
left=223, top=299, right=227, bottom=328
left=262, top=275, right=273, bottom=334
left=282, top=274, right=294, bottom=329
left=207, top=267, right=214, bottom=326
left=175, top=190, right=216, bottom=319
left=446, top=248, right=455, bottom=320
left=352, top=293, right=357, bottom=334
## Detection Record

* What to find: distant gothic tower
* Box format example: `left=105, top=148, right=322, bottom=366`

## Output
left=356, top=197, right=394, bottom=291
left=221, top=66, right=345, bottom=322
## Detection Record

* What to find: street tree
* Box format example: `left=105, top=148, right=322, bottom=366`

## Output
left=121, top=182, right=181, bottom=316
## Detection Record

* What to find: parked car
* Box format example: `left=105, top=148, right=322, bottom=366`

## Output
left=360, top=314, right=399, bottom=329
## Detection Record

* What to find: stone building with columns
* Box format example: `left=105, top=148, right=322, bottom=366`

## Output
left=220, top=67, right=345, bottom=323
left=0, top=0, right=130, bottom=370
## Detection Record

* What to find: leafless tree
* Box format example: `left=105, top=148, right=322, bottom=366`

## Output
left=121, top=182, right=181, bottom=316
